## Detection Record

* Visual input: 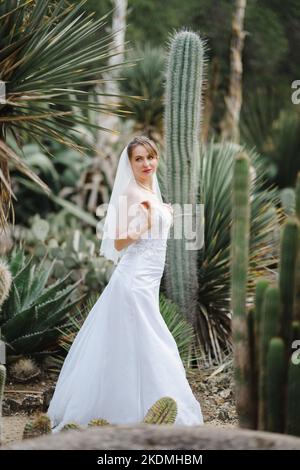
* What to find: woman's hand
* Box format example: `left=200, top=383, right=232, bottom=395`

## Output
left=114, top=199, right=153, bottom=252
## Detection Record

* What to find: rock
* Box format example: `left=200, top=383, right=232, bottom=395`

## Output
left=2, top=425, right=300, bottom=450
left=220, top=389, right=232, bottom=399
left=218, top=409, right=229, bottom=421
left=2, top=398, right=22, bottom=416
left=21, top=395, right=43, bottom=413
left=42, top=386, right=55, bottom=412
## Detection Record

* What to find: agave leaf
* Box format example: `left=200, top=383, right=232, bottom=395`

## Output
left=33, top=293, right=86, bottom=333
left=32, top=271, right=73, bottom=306
left=7, top=248, right=25, bottom=277
left=9, top=329, right=51, bottom=354
left=22, top=259, right=56, bottom=308
left=34, top=279, right=82, bottom=324
left=2, top=303, right=38, bottom=341
left=0, top=283, right=21, bottom=324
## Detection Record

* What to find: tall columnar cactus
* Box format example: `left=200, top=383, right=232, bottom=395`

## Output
left=252, top=278, right=269, bottom=427
left=294, top=172, right=300, bottom=322
left=258, top=286, right=280, bottom=429
left=230, top=151, right=253, bottom=428
left=279, top=218, right=299, bottom=348
left=0, top=364, right=6, bottom=445
left=286, top=358, right=300, bottom=436
left=164, top=30, right=207, bottom=325
left=266, top=337, right=285, bottom=433
left=231, top=164, right=300, bottom=436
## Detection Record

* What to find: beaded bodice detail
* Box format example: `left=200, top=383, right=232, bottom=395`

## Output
left=124, top=203, right=173, bottom=257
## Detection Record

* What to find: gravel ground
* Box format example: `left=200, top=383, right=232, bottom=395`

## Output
left=1, top=362, right=237, bottom=446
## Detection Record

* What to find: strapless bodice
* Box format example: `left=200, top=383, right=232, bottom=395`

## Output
left=123, top=202, right=173, bottom=256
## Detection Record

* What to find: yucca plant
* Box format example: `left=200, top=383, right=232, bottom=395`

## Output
left=0, top=0, right=133, bottom=228
left=241, top=88, right=300, bottom=189
left=240, top=86, right=286, bottom=160
left=158, top=293, right=201, bottom=369
left=195, top=140, right=284, bottom=363
left=9, top=139, right=94, bottom=223
left=118, top=43, right=166, bottom=138
left=0, top=247, right=85, bottom=357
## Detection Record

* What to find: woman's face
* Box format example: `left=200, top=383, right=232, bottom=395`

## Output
left=130, top=144, right=158, bottom=183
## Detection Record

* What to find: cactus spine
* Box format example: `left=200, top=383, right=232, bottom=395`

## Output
left=164, top=30, right=207, bottom=325
left=142, top=396, right=177, bottom=425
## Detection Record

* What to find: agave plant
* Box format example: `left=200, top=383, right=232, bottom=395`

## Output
left=0, top=0, right=133, bottom=228
left=0, top=248, right=85, bottom=357
left=195, top=140, right=284, bottom=363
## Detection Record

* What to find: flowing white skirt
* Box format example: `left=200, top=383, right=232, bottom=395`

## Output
left=47, top=240, right=204, bottom=431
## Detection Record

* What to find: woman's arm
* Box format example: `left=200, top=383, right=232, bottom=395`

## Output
left=114, top=200, right=152, bottom=252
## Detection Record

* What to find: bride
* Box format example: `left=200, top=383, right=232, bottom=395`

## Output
left=47, top=136, right=204, bottom=431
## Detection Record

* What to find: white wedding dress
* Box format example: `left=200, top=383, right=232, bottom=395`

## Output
left=47, top=201, right=203, bottom=431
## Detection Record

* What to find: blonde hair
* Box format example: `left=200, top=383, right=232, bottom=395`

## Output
left=127, top=136, right=159, bottom=160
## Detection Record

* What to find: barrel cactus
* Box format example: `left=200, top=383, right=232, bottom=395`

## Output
left=142, top=396, right=177, bottom=425
left=88, top=418, right=110, bottom=427
left=23, top=414, right=51, bottom=439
